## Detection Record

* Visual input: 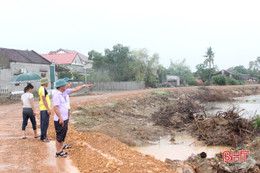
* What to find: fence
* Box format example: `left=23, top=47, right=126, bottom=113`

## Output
left=70, top=81, right=145, bottom=93
left=0, top=87, right=10, bottom=97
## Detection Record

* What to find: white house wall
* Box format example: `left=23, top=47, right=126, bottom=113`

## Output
left=0, top=62, right=51, bottom=94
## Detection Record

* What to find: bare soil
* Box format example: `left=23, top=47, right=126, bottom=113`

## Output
left=1, top=85, right=260, bottom=173
left=71, top=85, right=260, bottom=147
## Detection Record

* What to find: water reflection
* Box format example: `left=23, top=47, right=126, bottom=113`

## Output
left=134, top=133, right=230, bottom=161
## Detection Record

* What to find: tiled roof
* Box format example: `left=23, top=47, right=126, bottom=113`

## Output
left=0, top=47, right=50, bottom=64
left=41, top=53, right=78, bottom=64
left=49, top=48, right=89, bottom=62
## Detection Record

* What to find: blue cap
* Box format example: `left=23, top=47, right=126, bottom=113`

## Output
left=55, top=79, right=67, bottom=88
left=63, top=77, right=72, bottom=82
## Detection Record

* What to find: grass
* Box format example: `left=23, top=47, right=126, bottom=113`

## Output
left=152, top=90, right=171, bottom=95
left=86, top=105, right=97, bottom=109
left=112, top=104, right=118, bottom=109
left=74, top=115, right=102, bottom=127
left=245, top=100, right=257, bottom=103
left=252, top=115, right=260, bottom=129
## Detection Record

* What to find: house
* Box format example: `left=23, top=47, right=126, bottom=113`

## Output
left=41, top=48, right=93, bottom=76
left=166, top=75, right=180, bottom=86
left=212, top=69, right=234, bottom=78
left=0, top=47, right=51, bottom=94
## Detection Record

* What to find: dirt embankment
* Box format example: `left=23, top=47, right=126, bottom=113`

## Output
left=71, top=85, right=260, bottom=147
left=70, top=85, right=260, bottom=172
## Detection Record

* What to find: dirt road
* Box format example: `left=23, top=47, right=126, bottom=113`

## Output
left=0, top=87, right=178, bottom=173
left=0, top=85, right=259, bottom=173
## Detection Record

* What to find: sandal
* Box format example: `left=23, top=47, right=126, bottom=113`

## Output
left=63, top=144, right=72, bottom=149
left=62, top=151, right=69, bottom=156
left=56, top=151, right=67, bottom=158
left=42, top=138, right=50, bottom=142
left=34, top=136, right=40, bottom=138
left=22, top=137, right=27, bottom=139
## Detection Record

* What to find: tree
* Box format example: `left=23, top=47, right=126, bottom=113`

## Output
left=104, top=44, right=136, bottom=81
left=204, top=47, right=215, bottom=83
left=157, top=65, right=167, bottom=83
left=130, top=49, right=159, bottom=87
left=145, top=53, right=159, bottom=87
left=168, top=59, right=196, bottom=85
left=89, top=44, right=162, bottom=87
left=228, top=65, right=248, bottom=80
left=194, top=63, right=218, bottom=82
left=248, top=56, right=260, bottom=80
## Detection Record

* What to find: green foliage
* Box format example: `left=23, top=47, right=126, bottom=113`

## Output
left=168, top=59, right=196, bottom=85
left=226, top=78, right=238, bottom=85
left=248, top=57, right=260, bottom=81
left=87, top=70, right=111, bottom=83
left=212, top=75, right=240, bottom=86
left=252, top=115, right=260, bottom=129
left=194, top=63, right=218, bottom=82
left=203, top=47, right=215, bottom=82
left=89, top=45, right=160, bottom=87
left=152, top=91, right=171, bottom=95
left=157, top=65, right=167, bottom=83
left=57, top=65, right=84, bottom=82
left=212, top=75, right=226, bottom=85
left=58, top=65, right=72, bottom=79
left=71, top=71, right=84, bottom=81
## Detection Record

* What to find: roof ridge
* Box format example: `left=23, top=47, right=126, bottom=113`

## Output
left=31, top=50, right=51, bottom=64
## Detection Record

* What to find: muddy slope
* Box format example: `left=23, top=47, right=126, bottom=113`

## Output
left=71, top=85, right=260, bottom=147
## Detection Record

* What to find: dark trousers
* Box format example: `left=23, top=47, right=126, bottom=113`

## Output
left=54, top=120, right=69, bottom=143
left=22, top=108, right=36, bottom=130
left=40, top=110, right=49, bottom=140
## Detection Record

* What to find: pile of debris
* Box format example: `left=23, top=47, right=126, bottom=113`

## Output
left=185, top=144, right=260, bottom=173
left=152, top=98, right=204, bottom=129
left=193, top=107, right=260, bottom=147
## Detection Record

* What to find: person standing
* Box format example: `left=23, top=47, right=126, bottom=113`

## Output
left=38, top=78, right=51, bottom=142
left=21, top=84, right=38, bottom=139
left=53, top=79, right=70, bottom=157
left=62, top=78, right=92, bottom=149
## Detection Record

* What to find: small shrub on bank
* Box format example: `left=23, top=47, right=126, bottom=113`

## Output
left=212, top=75, right=240, bottom=86
left=212, top=75, right=226, bottom=85
left=226, top=78, right=238, bottom=85
left=152, top=91, right=171, bottom=95
left=252, top=115, right=260, bottom=129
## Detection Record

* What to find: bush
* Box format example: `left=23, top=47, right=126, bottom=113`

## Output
left=212, top=75, right=240, bottom=86
left=226, top=78, right=239, bottom=85
left=212, top=75, right=226, bottom=85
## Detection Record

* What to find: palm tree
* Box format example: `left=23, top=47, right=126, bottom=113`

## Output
left=204, top=47, right=215, bottom=83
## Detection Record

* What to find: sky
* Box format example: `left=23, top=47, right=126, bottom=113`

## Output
left=0, top=0, right=260, bottom=71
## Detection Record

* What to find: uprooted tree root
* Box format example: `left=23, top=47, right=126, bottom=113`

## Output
left=193, top=107, right=260, bottom=147
left=152, top=99, right=203, bottom=129
left=152, top=97, right=260, bottom=147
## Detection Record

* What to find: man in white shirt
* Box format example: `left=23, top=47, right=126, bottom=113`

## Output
left=62, top=77, right=92, bottom=149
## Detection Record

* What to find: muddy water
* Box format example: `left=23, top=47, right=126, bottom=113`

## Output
left=206, top=94, right=260, bottom=119
left=134, top=133, right=230, bottom=161
left=135, top=95, right=260, bottom=161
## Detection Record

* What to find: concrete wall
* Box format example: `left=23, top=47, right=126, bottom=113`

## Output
left=0, top=62, right=51, bottom=95
left=92, top=81, right=145, bottom=91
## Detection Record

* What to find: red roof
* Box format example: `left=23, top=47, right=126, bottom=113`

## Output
left=41, top=53, right=77, bottom=64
